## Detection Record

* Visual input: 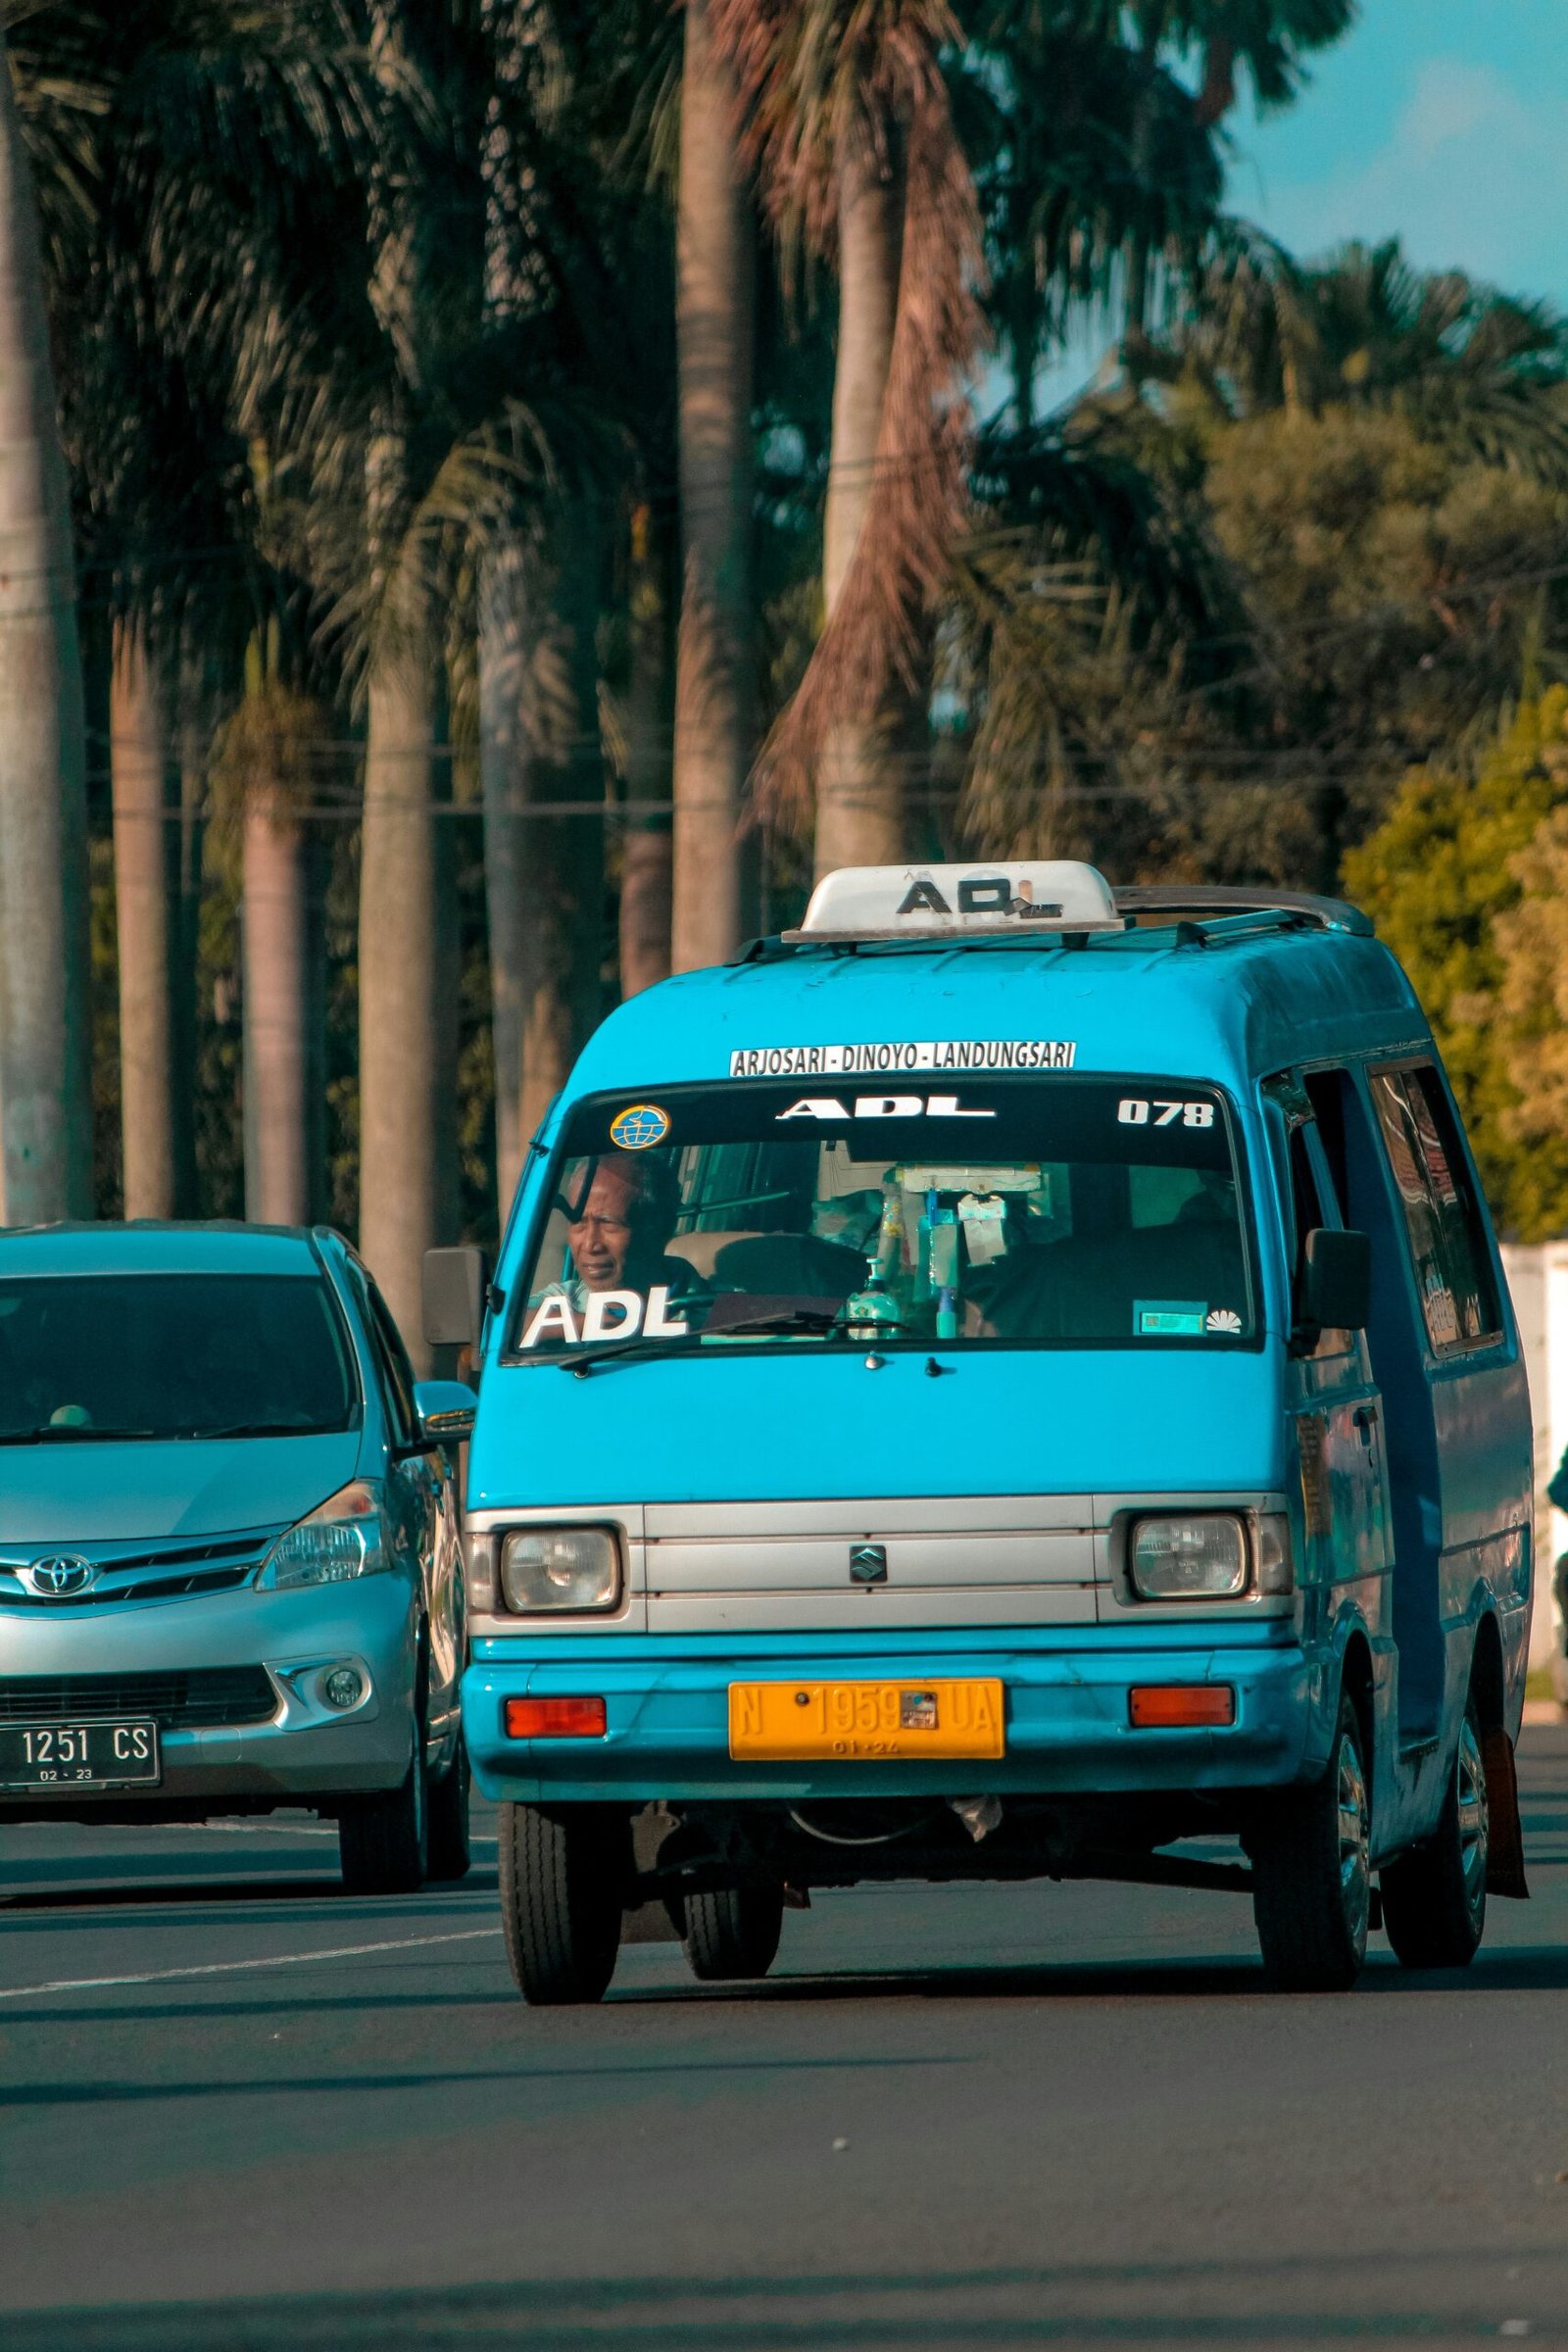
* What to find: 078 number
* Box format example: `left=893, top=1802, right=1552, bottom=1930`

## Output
left=1117, top=1098, right=1214, bottom=1129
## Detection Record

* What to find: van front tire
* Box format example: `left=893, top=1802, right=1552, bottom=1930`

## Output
left=1250, top=1694, right=1371, bottom=1991
left=499, top=1802, right=628, bottom=2005
left=1381, top=1705, right=1488, bottom=1970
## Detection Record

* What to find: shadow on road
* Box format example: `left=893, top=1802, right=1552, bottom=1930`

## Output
left=7, top=2254, right=1561, bottom=2351
left=0, top=1875, right=498, bottom=1919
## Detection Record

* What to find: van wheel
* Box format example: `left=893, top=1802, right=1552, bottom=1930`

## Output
left=1380, top=1704, right=1488, bottom=1969
left=498, top=1802, right=628, bottom=2005
left=681, top=1884, right=785, bottom=1982
left=1250, top=1694, right=1371, bottom=1991
left=425, top=1741, right=471, bottom=1883
left=339, top=1738, right=429, bottom=1896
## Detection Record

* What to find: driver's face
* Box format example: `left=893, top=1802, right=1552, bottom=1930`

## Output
left=568, top=1164, right=642, bottom=1291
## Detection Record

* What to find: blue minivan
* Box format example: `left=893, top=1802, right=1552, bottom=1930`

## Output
left=427, top=863, right=1533, bottom=2000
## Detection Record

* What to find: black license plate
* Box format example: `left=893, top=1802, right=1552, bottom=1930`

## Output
left=0, top=1719, right=161, bottom=1790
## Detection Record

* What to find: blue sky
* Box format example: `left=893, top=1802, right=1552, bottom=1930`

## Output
left=1033, top=0, right=1568, bottom=413
left=1234, top=0, right=1568, bottom=306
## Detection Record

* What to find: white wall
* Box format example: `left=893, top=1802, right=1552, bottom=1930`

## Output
left=1500, top=1242, right=1567, bottom=1671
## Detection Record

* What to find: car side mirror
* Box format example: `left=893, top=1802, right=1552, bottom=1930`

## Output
left=422, top=1247, right=489, bottom=1350
left=413, top=1379, right=478, bottom=1446
left=1300, top=1227, right=1371, bottom=1338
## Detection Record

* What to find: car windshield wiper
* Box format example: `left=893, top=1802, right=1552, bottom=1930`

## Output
left=0, top=1425, right=159, bottom=1446
left=188, top=1420, right=325, bottom=1441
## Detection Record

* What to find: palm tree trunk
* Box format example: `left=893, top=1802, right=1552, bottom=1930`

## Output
left=671, top=0, right=755, bottom=970
left=814, top=139, right=905, bottom=880
left=619, top=504, right=672, bottom=999
left=111, top=618, right=181, bottom=1218
left=0, top=31, right=93, bottom=1221
left=359, top=649, right=452, bottom=1368
left=242, top=802, right=322, bottom=1226
left=480, top=520, right=604, bottom=1216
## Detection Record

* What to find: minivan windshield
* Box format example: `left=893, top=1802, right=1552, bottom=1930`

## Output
left=0, top=1273, right=361, bottom=1442
left=512, top=1077, right=1255, bottom=1358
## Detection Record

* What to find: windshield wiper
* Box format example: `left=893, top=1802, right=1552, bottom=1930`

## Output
left=708, top=1305, right=842, bottom=1338
left=0, top=1425, right=159, bottom=1446
left=549, top=1339, right=697, bottom=1380
left=188, top=1420, right=324, bottom=1441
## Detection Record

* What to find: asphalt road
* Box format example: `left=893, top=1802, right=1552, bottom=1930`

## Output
left=2, top=1731, right=1567, bottom=2352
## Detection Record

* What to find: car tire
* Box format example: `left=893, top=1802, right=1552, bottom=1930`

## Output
left=498, top=1801, right=628, bottom=2005
left=681, top=1883, right=785, bottom=1983
left=338, top=1733, right=429, bottom=1896
left=1250, top=1693, right=1371, bottom=1991
left=425, top=1740, right=472, bottom=1884
left=1380, top=1701, right=1488, bottom=1970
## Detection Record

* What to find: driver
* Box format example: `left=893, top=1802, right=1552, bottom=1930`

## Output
left=549, top=1155, right=702, bottom=1311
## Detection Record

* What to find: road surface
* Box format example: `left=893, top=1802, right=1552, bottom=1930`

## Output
left=2, top=1728, right=1566, bottom=2349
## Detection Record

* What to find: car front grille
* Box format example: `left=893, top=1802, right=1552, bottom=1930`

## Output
left=0, top=1529, right=281, bottom=1610
left=0, top=1668, right=279, bottom=1729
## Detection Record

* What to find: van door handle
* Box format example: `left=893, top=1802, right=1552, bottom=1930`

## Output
left=1353, top=1403, right=1378, bottom=1448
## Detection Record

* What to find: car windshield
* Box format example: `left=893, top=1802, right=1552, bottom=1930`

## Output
left=0, top=1272, right=361, bottom=1441
left=511, top=1077, right=1256, bottom=1357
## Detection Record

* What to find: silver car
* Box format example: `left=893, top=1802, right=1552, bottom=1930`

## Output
left=0, top=1222, right=474, bottom=1892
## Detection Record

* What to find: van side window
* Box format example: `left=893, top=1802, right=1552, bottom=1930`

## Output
left=1367, top=1065, right=1500, bottom=1352
left=1301, top=1070, right=1349, bottom=1215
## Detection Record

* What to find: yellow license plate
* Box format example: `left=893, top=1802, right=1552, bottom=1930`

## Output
left=728, top=1678, right=1004, bottom=1761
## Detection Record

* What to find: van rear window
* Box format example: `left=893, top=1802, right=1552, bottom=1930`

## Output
left=511, top=1078, right=1255, bottom=1357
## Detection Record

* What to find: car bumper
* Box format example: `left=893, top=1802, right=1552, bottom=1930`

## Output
left=464, top=1626, right=1316, bottom=1805
left=0, top=1578, right=418, bottom=1813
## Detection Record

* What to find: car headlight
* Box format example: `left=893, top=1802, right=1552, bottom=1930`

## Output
left=499, top=1526, right=620, bottom=1613
left=1129, top=1513, right=1250, bottom=1600
left=257, top=1481, right=389, bottom=1591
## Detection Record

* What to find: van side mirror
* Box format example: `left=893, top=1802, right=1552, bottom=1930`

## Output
left=422, top=1247, right=489, bottom=1351
left=1299, top=1227, right=1371, bottom=1339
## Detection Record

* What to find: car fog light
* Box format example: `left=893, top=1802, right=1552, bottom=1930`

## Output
left=320, top=1665, right=365, bottom=1711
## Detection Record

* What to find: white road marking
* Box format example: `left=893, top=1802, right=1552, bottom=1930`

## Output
left=0, top=1924, right=503, bottom=2003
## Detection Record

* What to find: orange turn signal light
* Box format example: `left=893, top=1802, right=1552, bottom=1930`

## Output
left=1129, top=1685, right=1235, bottom=1730
left=504, top=1695, right=608, bottom=1739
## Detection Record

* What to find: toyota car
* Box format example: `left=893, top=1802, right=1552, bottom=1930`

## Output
left=0, top=1222, right=474, bottom=1892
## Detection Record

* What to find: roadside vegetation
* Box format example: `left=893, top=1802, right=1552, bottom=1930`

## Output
left=1, top=1, right=1566, bottom=1341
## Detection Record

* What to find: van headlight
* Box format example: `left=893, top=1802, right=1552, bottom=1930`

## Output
left=499, top=1527, right=620, bottom=1613
left=257, top=1481, right=389, bottom=1590
left=1129, top=1514, right=1250, bottom=1600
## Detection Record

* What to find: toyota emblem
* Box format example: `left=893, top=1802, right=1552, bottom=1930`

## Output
left=24, top=1554, right=96, bottom=1598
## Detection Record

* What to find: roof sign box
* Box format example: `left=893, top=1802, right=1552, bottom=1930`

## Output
left=787, top=862, right=1121, bottom=943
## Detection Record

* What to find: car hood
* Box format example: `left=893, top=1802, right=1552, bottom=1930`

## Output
left=0, top=1430, right=363, bottom=1545
left=467, top=1348, right=1285, bottom=1509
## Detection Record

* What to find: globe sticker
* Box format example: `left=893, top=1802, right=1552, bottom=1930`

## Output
left=609, top=1102, right=670, bottom=1151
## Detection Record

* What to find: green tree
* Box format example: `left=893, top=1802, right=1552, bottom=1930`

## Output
left=1343, top=688, right=1568, bottom=1236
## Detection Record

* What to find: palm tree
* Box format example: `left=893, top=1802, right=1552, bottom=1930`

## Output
left=24, top=0, right=385, bottom=1223
left=712, top=0, right=987, bottom=877
left=0, top=24, right=92, bottom=1222
left=671, top=0, right=756, bottom=966
left=109, top=618, right=185, bottom=1216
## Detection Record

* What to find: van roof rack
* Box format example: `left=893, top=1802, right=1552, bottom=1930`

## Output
left=1113, top=886, right=1372, bottom=938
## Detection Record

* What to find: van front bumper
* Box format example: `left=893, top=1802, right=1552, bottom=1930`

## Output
left=0, top=1578, right=418, bottom=1817
left=465, top=1625, right=1320, bottom=1805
